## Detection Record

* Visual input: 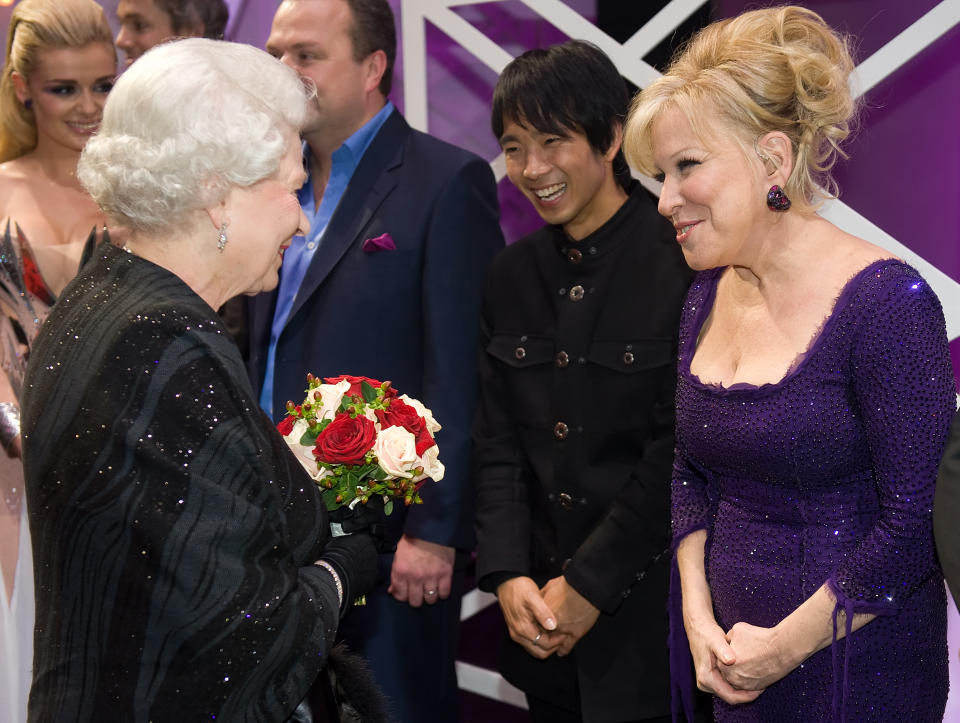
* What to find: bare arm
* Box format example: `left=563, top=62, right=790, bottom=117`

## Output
left=722, top=584, right=874, bottom=691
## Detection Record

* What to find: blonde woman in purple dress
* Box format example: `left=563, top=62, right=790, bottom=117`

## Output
left=624, top=6, right=952, bottom=722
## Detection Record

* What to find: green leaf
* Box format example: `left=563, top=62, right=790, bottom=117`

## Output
left=321, top=487, right=342, bottom=511
left=299, top=428, right=319, bottom=446
left=361, top=380, right=377, bottom=403
left=383, top=500, right=393, bottom=516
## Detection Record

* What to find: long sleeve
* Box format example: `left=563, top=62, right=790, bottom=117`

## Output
left=473, top=304, right=534, bottom=585
left=404, top=157, right=505, bottom=550
left=562, top=360, right=675, bottom=613
left=829, top=272, right=955, bottom=615
left=23, top=250, right=343, bottom=722
left=669, top=271, right=717, bottom=548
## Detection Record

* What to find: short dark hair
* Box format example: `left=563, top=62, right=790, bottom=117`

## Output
left=492, top=40, right=632, bottom=188
left=155, top=0, right=229, bottom=40
left=344, top=0, right=396, bottom=96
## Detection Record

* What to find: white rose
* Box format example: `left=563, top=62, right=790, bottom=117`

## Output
left=399, top=394, right=441, bottom=434
left=283, top=419, right=320, bottom=473
left=373, top=425, right=418, bottom=479
left=414, top=443, right=445, bottom=482
left=309, top=380, right=351, bottom=421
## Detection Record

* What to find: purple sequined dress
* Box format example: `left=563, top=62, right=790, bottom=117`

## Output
left=672, top=260, right=953, bottom=722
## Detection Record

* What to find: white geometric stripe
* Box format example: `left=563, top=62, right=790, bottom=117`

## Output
left=852, top=1, right=960, bottom=98
left=403, top=0, right=960, bottom=339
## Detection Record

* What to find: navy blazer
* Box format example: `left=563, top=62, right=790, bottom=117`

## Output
left=247, top=109, right=504, bottom=551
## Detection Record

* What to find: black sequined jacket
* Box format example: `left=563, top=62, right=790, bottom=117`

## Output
left=473, top=184, right=693, bottom=720
left=22, top=243, right=341, bottom=722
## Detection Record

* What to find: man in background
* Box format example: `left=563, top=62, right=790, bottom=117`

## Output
left=474, top=40, right=693, bottom=722
left=116, top=0, right=228, bottom=66
left=251, top=1, right=504, bottom=720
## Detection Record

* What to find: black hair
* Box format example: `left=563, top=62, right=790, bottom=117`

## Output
left=492, top=39, right=632, bottom=188
left=155, top=0, right=229, bottom=39
left=344, top=0, right=396, bottom=96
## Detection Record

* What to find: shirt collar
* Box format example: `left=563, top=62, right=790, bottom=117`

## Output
left=300, top=100, right=395, bottom=171
left=298, top=100, right=395, bottom=209
left=553, top=181, right=640, bottom=261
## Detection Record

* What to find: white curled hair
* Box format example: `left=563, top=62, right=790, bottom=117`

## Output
left=78, top=37, right=310, bottom=233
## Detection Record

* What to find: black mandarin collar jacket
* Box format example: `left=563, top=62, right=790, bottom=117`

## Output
left=473, top=183, right=693, bottom=720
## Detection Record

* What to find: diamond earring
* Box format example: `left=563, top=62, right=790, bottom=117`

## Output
left=217, top=223, right=228, bottom=252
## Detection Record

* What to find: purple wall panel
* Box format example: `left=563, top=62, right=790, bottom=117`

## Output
left=3, top=0, right=955, bottom=319
left=715, top=2, right=960, bottom=378
left=714, top=2, right=958, bottom=274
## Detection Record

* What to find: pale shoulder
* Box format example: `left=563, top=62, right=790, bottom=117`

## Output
left=0, top=155, right=36, bottom=184
left=0, top=157, right=36, bottom=214
left=814, top=221, right=898, bottom=285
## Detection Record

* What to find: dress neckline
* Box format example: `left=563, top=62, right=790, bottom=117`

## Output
left=683, top=257, right=903, bottom=394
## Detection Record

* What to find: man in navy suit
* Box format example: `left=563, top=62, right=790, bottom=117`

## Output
left=250, top=1, right=504, bottom=720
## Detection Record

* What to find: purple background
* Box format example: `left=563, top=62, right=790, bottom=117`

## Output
left=208, top=1, right=960, bottom=338
left=5, top=1, right=953, bottom=291
left=2, top=3, right=958, bottom=718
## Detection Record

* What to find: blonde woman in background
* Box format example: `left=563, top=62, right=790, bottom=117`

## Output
left=0, top=2, right=115, bottom=720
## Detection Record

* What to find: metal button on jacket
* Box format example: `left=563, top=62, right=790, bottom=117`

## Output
left=569, top=285, right=584, bottom=301
left=515, top=347, right=526, bottom=360
left=554, top=421, right=569, bottom=439
left=567, top=248, right=582, bottom=264
left=556, top=350, right=569, bottom=368
left=558, top=492, right=573, bottom=510
left=623, top=351, right=634, bottom=364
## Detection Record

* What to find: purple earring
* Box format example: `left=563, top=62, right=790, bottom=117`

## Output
left=766, top=184, right=791, bottom=211
left=23, top=99, right=32, bottom=110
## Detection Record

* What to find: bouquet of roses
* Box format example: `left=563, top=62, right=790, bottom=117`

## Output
left=277, top=374, right=444, bottom=516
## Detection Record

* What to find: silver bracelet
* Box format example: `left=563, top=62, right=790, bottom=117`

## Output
left=314, top=560, right=343, bottom=606
left=0, top=402, right=20, bottom=448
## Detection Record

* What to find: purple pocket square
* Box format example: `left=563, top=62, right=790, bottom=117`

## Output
left=362, top=233, right=396, bottom=253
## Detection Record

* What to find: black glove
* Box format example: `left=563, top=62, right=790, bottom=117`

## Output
left=319, top=533, right=377, bottom=614
left=328, top=495, right=396, bottom=553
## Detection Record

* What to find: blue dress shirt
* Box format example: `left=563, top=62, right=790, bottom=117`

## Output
left=259, top=101, right=395, bottom=417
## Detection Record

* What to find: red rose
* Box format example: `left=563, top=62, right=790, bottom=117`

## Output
left=324, top=375, right=397, bottom=399
left=277, top=415, right=296, bottom=436
left=375, top=399, right=435, bottom=456
left=313, top=413, right=376, bottom=465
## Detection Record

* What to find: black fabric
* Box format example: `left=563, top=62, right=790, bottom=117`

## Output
left=22, top=244, right=358, bottom=722
left=528, top=693, right=675, bottom=723
left=474, top=184, right=693, bottom=721
left=320, top=534, right=378, bottom=615
left=935, top=408, right=960, bottom=611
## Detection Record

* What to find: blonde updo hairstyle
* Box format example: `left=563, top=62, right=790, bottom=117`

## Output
left=624, top=5, right=858, bottom=214
left=78, top=38, right=310, bottom=235
left=0, top=0, right=115, bottom=163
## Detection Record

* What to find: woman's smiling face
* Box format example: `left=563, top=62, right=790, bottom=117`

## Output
left=652, top=105, right=769, bottom=270
left=15, top=42, right=116, bottom=154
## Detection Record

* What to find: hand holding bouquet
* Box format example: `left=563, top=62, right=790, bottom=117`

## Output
left=277, top=374, right=444, bottom=516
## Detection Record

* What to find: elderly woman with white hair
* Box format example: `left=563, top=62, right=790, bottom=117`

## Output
left=21, top=38, right=378, bottom=722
